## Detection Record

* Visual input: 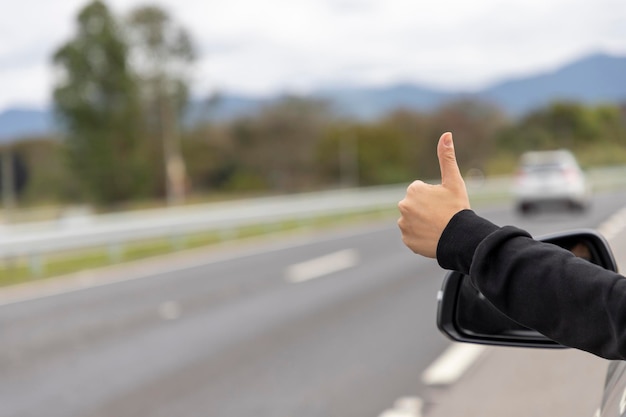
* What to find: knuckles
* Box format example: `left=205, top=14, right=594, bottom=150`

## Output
left=407, top=180, right=425, bottom=192
left=399, top=179, right=431, bottom=213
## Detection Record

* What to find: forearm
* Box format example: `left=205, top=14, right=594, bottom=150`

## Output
left=437, top=210, right=626, bottom=360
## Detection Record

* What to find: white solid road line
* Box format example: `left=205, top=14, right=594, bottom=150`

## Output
left=597, top=206, right=626, bottom=240
left=285, top=249, right=359, bottom=283
left=421, top=343, right=486, bottom=386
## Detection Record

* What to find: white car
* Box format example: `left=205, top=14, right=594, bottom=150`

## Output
left=513, top=150, right=590, bottom=214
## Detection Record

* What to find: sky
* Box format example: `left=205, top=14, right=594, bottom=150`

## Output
left=1, top=0, right=626, bottom=112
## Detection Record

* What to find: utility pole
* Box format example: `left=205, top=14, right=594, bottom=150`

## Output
left=339, top=133, right=359, bottom=187
left=1, top=148, right=15, bottom=222
left=160, top=91, right=187, bottom=205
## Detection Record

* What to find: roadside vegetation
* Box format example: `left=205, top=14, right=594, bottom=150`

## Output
left=12, top=93, right=626, bottom=213
left=2, top=0, right=625, bottom=213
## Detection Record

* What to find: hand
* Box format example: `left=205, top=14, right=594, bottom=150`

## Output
left=398, top=132, right=471, bottom=258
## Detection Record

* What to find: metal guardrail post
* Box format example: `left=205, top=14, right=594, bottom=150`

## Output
left=169, top=235, right=186, bottom=251
left=108, top=243, right=123, bottom=264
left=28, top=253, right=44, bottom=278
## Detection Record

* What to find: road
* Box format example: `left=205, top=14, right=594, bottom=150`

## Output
left=2, top=190, right=626, bottom=417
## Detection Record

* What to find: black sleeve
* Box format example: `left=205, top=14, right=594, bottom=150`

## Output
left=436, top=209, right=626, bottom=360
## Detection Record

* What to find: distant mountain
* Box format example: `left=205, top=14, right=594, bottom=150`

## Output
left=314, top=83, right=456, bottom=119
left=184, top=94, right=271, bottom=126
left=482, top=53, right=626, bottom=115
left=2, top=52, right=626, bottom=141
left=0, top=109, right=55, bottom=142
left=320, top=52, right=626, bottom=118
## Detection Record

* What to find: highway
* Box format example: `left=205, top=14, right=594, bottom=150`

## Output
left=2, top=190, right=626, bottom=417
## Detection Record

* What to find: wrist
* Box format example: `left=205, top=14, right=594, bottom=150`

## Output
left=436, top=210, right=499, bottom=274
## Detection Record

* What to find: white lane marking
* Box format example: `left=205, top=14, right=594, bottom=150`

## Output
left=285, top=249, right=359, bottom=283
left=598, top=206, right=626, bottom=240
left=421, top=343, right=485, bottom=386
left=379, top=397, right=424, bottom=417
left=158, top=301, right=182, bottom=320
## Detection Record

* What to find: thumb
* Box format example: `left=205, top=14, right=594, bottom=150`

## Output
left=437, top=132, right=464, bottom=189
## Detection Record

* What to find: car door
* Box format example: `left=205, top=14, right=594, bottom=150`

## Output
left=599, top=361, right=626, bottom=417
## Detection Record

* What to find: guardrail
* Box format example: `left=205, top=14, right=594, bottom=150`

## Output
left=2, top=165, right=626, bottom=276
left=0, top=185, right=408, bottom=275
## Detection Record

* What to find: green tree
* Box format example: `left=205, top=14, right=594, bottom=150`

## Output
left=525, top=102, right=601, bottom=147
left=430, top=99, right=506, bottom=174
left=317, top=121, right=412, bottom=186
left=52, top=0, right=154, bottom=205
left=126, top=5, right=196, bottom=204
left=181, top=123, right=240, bottom=193
left=497, top=101, right=625, bottom=153
left=593, top=105, right=626, bottom=145
left=8, top=137, right=79, bottom=205
left=495, top=102, right=626, bottom=169
left=228, top=97, right=332, bottom=191
left=384, top=110, right=433, bottom=179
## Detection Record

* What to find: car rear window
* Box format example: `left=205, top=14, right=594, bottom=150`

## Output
left=522, top=163, right=565, bottom=172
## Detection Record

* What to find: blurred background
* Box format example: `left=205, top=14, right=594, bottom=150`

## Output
left=1, top=0, right=626, bottom=416
left=2, top=0, right=626, bottom=210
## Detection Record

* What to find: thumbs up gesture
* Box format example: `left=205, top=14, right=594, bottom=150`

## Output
left=398, top=132, right=471, bottom=258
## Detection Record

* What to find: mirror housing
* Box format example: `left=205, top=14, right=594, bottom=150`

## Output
left=436, top=229, right=617, bottom=348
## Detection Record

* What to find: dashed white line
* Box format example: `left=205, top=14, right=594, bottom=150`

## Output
left=421, top=343, right=486, bottom=386
left=158, top=301, right=182, bottom=320
left=378, top=397, right=424, bottom=417
left=285, top=249, right=359, bottom=283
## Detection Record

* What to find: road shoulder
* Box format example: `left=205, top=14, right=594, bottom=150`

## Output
left=424, top=346, right=607, bottom=417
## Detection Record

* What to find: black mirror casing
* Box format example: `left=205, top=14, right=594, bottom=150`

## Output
left=436, top=229, right=618, bottom=348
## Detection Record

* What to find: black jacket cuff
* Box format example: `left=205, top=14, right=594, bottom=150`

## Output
left=436, top=209, right=500, bottom=274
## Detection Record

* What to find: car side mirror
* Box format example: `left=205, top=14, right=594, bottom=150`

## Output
left=436, top=229, right=618, bottom=348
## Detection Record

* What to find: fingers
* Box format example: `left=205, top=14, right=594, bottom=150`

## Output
left=397, top=132, right=471, bottom=258
left=437, top=132, right=465, bottom=191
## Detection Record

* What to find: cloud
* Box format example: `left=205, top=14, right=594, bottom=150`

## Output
left=2, top=0, right=626, bottom=110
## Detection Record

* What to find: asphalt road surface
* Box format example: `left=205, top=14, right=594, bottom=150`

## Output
left=2, top=190, right=626, bottom=417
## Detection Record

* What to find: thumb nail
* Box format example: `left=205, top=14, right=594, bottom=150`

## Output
left=444, top=133, right=453, bottom=147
